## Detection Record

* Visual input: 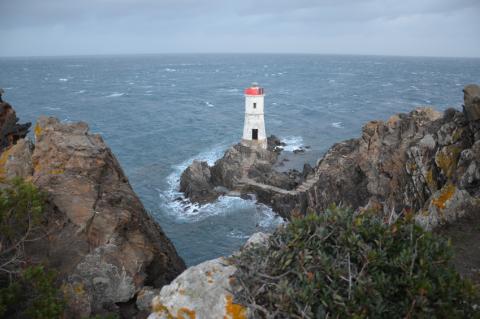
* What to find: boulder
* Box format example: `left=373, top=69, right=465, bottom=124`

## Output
left=147, top=232, right=269, bottom=319
left=463, top=84, right=480, bottom=121
left=179, top=160, right=218, bottom=203
left=1, top=116, right=186, bottom=317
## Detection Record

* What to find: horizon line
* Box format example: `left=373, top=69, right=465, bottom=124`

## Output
left=1, top=51, right=479, bottom=60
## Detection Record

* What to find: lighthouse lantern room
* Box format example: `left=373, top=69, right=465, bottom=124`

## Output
left=242, top=82, right=267, bottom=149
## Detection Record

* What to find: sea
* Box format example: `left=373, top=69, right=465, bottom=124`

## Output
left=1, top=54, right=479, bottom=266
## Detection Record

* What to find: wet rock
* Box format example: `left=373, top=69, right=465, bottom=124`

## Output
left=2, top=116, right=186, bottom=317
left=179, top=160, right=218, bottom=203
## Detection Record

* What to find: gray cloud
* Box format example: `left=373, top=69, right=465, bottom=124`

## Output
left=0, top=0, right=479, bottom=57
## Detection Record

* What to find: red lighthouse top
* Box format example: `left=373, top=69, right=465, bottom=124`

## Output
left=244, top=83, right=264, bottom=95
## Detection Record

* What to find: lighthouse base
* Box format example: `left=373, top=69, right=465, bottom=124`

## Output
left=241, top=138, right=268, bottom=150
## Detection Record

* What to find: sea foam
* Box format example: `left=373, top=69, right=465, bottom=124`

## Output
left=158, top=144, right=284, bottom=230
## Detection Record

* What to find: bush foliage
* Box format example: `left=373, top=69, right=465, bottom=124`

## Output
left=0, top=266, right=64, bottom=318
left=0, top=179, right=64, bottom=318
left=233, top=206, right=479, bottom=318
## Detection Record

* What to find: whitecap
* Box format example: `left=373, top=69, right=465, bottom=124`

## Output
left=227, top=230, right=250, bottom=239
left=205, top=101, right=214, bottom=107
left=43, top=106, right=61, bottom=111
left=280, top=136, right=304, bottom=152
left=331, top=122, right=344, bottom=129
left=106, top=92, right=125, bottom=98
left=59, top=78, right=69, bottom=82
left=165, top=68, right=176, bottom=72
left=74, top=90, right=86, bottom=94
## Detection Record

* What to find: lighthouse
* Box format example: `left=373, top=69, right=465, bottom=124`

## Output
left=242, top=83, right=267, bottom=149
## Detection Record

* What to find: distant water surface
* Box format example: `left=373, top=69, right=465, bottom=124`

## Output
left=1, top=54, right=479, bottom=265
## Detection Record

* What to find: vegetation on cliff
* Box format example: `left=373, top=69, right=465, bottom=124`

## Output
left=0, top=179, right=64, bottom=318
left=233, top=206, right=479, bottom=318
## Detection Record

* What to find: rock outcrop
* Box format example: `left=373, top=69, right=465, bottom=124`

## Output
left=0, top=101, right=30, bottom=152
left=181, top=85, right=480, bottom=230
left=268, top=86, right=480, bottom=229
left=180, top=135, right=309, bottom=204
left=148, top=232, right=269, bottom=319
left=0, top=116, right=186, bottom=318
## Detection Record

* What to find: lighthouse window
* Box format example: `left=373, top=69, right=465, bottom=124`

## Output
left=253, top=103, right=257, bottom=109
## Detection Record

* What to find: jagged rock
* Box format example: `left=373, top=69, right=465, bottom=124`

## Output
left=147, top=232, right=269, bottom=319
left=180, top=86, right=480, bottom=229
left=463, top=84, right=480, bottom=121
left=180, top=136, right=301, bottom=204
left=0, top=138, right=33, bottom=180
left=1, top=116, right=186, bottom=318
left=0, top=101, right=31, bottom=152
left=179, top=160, right=217, bottom=203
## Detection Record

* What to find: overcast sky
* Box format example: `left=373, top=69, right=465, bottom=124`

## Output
left=1, top=0, right=479, bottom=57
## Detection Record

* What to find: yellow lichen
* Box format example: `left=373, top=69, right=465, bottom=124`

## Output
left=431, top=184, right=456, bottom=210
left=152, top=302, right=196, bottom=319
left=425, top=169, right=437, bottom=190
left=177, top=307, right=196, bottom=319
left=73, top=282, right=85, bottom=295
left=435, top=146, right=461, bottom=179
left=224, top=294, right=247, bottom=319
left=49, top=169, right=65, bottom=175
left=152, top=303, right=175, bottom=319
left=452, top=128, right=464, bottom=143
left=34, top=123, right=42, bottom=139
left=0, top=147, right=12, bottom=179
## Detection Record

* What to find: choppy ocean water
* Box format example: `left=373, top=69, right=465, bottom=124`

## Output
left=1, top=54, right=479, bottom=265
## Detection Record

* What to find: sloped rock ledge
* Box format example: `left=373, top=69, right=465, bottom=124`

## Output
left=0, top=116, right=186, bottom=318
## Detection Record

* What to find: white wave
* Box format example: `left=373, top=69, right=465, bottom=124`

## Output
left=106, top=92, right=125, bottom=98
left=74, top=90, right=86, bottom=94
left=165, top=68, right=176, bottom=72
left=228, top=229, right=250, bottom=239
left=331, top=122, right=344, bottom=129
left=281, top=136, right=304, bottom=152
left=43, top=106, right=62, bottom=111
left=205, top=101, right=214, bottom=107
left=59, top=78, right=69, bottom=82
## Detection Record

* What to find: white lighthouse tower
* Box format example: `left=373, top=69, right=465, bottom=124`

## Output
left=242, top=83, right=267, bottom=149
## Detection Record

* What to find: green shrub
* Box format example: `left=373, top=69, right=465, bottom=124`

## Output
left=233, top=206, right=479, bottom=318
left=0, top=266, right=64, bottom=318
left=0, top=179, right=64, bottom=318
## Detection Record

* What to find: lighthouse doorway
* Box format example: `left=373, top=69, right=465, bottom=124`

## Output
left=252, top=129, right=258, bottom=140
